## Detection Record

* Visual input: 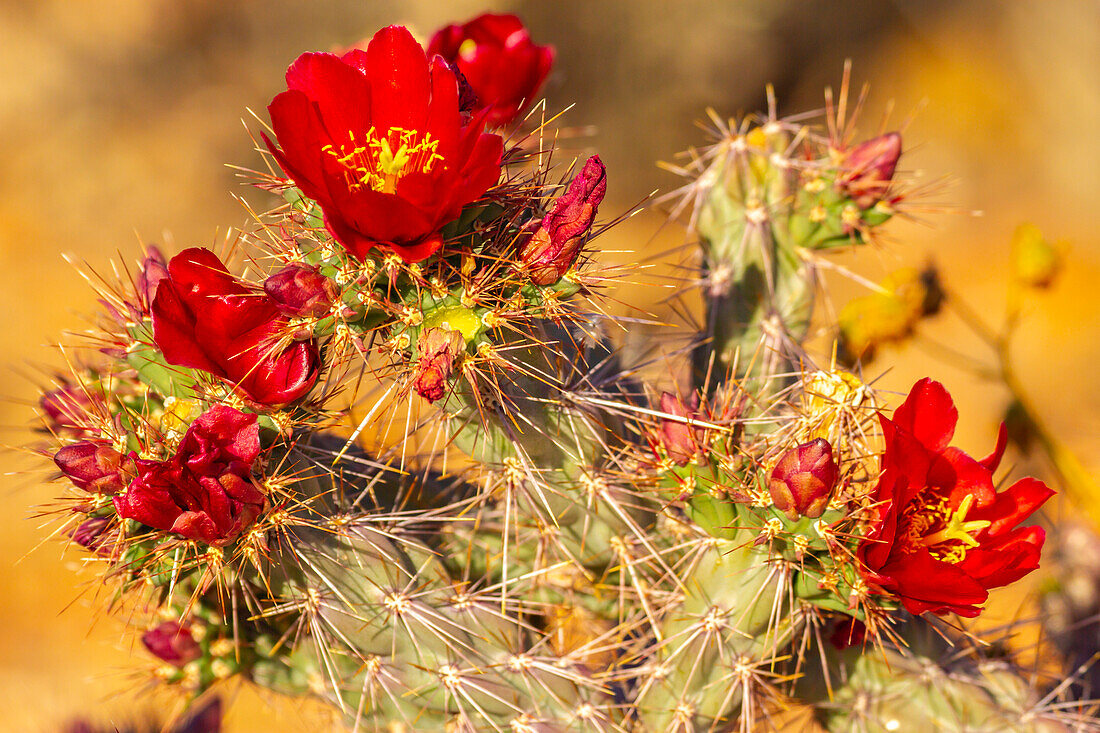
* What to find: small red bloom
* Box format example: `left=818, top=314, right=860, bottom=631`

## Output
left=113, top=405, right=265, bottom=546
left=519, top=156, right=606, bottom=285
left=266, top=25, right=503, bottom=263
left=858, top=378, right=1053, bottom=617
left=152, top=248, right=320, bottom=407
left=428, top=13, right=555, bottom=128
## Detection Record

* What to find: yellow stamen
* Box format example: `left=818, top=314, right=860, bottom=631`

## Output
left=918, top=493, right=990, bottom=551
left=323, top=126, right=444, bottom=194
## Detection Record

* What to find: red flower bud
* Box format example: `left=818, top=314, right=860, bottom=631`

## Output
left=414, top=328, right=465, bottom=402
left=768, top=438, right=839, bottom=520
left=428, top=13, right=555, bottom=128
left=655, top=392, right=705, bottom=465
left=70, top=517, right=114, bottom=555
left=837, top=132, right=901, bottom=208
left=113, top=405, right=265, bottom=546
left=142, top=621, right=201, bottom=667
left=54, top=441, right=130, bottom=494
left=263, top=263, right=339, bottom=319
left=40, top=384, right=97, bottom=434
left=520, top=156, right=606, bottom=285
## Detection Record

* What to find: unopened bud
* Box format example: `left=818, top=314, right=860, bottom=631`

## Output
left=1010, top=222, right=1062, bottom=289
left=838, top=132, right=901, bottom=208
left=70, top=517, right=114, bottom=555
left=142, top=621, right=202, bottom=667
left=40, top=384, right=94, bottom=433
left=520, top=156, right=606, bottom=285
left=414, top=328, right=465, bottom=402
left=655, top=392, right=704, bottom=465
left=137, top=245, right=169, bottom=312
left=768, top=438, right=839, bottom=520
left=53, top=441, right=130, bottom=494
left=263, top=263, right=339, bottom=318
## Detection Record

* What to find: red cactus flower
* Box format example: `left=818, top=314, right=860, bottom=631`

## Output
left=428, top=13, right=555, bottom=128
left=519, top=155, right=606, bottom=285
left=265, top=25, right=503, bottom=263
left=113, top=405, right=265, bottom=546
left=151, top=248, right=320, bottom=407
left=858, top=378, right=1053, bottom=617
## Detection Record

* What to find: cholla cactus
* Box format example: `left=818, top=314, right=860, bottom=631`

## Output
left=30, top=14, right=1094, bottom=733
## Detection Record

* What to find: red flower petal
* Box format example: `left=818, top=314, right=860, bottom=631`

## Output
left=366, top=26, right=431, bottom=132
left=930, top=447, right=996, bottom=509
left=980, top=422, right=1009, bottom=472
left=878, top=550, right=989, bottom=617
left=892, top=377, right=957, bottom=453
left=970, top=477, right=1054, bottom=536
left=961, top=525, right=1045, bottom=588
left=285, top=52, right=374, bottom=136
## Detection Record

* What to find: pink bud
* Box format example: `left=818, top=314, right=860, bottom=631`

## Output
left=414, top=328, right=465, bottom=403
left=768, top=438, right=839, bottom=519
left=70, top=517, right=114, bottom=555
left=263, top=263, right=339, bottom=319
left=142, top=621, right=201, bottom=666
left=137, top=246, right=169, bottom=312
left=40, top=384, right=95, bottom=433
left=520, top=156, right=606, bottom=285
left=54, top=441, right=130, bottom=494
left=655, top=392, right=704, bottom=465
left=837, top=132, right=901, bottom=208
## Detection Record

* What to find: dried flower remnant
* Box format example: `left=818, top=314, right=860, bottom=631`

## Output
left=428, top=13, right=555, bottom=128
left=858, top=378, right=1054, bottom=617
left=520, top=155, right=606, bottom=285
left=266, top=25, right=503, bottom=262
left=414, top=327, right=466, bottom=403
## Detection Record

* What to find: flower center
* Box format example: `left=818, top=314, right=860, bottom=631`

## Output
left=900, top=489, right=990, bottom=564
left=323, top=127, right=444, bottom=194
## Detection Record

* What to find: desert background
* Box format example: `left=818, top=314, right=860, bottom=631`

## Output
left=0, top=0, right=1097, bottom=730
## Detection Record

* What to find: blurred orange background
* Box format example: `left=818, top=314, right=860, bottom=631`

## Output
left=1, top=1, right=1097, bottom=730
